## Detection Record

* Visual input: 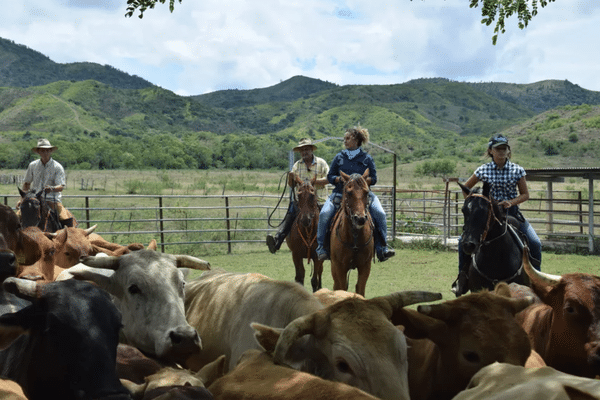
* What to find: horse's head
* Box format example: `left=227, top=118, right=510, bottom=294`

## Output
left=294, top=174, right=318, bottom=229
left=341, top=169, right=370, bottom=229
left=18, top=187, right=44, bottom=229
left=459, top=182, right=506, bottom=255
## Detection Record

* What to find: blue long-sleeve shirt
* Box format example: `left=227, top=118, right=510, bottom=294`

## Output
left=327, top=148, right=377, bottom=195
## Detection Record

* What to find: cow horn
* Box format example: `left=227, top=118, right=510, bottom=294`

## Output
left=273, top=311, right=328, bottom=366
left=175, top=255, right=210, bottom=271
left=80, top=255, right=121, bottom=270
left=3, top=277, right=38, bottom=301
left=522, top=246, right=561, bottom=285
left=84, top=224, right=98, bottom=236
left=371, top=291, right=443, bottom=319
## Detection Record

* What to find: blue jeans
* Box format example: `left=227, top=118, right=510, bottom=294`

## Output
left=458, top=210, right=542, bottom=272
left=316, top=192, right=389, bottom=256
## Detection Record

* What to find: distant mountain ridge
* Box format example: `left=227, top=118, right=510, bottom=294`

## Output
left=0, top=37, right=153, bottom=90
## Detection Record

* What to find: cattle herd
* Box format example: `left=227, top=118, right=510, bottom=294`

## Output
left=1, top=202, right=600, bottom=399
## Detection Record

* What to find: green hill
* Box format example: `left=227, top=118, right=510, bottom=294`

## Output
left=1, top=38, right=599, bottom=172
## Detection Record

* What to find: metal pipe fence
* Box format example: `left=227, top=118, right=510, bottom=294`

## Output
left=2, top=186, right=598, bottom=254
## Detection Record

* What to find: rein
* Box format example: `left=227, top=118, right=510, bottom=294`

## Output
left=467, top=193, right=523, bottom=285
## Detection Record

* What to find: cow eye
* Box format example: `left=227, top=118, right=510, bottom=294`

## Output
left=463, top=351, right=481, bottom=364
left=336, top=360, right=352, bottom=374
left=128, top=284, right=141, bottom=295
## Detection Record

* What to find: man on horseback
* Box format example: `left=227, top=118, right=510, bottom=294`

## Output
left=315, top=126, right=395, bottom=263
left=452, top=134, right=542, bottom=296
left=266, top=138, right=329, bottom=254
left=18, top=139, right=76, bottom=228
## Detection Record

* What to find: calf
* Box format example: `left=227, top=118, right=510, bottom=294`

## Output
left=394, top=290, right=534, bottom=400
left=503, top=249, right=600, bottom=378
left=0, top=278, right=131, bottom=400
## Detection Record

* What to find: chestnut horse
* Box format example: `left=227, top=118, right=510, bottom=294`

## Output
left=329, top=169, right=374, bottom=296
left=285, top=173, right=323, bottom=292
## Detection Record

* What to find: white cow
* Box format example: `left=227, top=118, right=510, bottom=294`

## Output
left=184, top=269, right=442, bottom=400
left=62, top=249, right=210, bottom=364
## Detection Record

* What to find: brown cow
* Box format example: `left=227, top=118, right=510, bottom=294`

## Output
left=502, top=248, right=600, bottom=378
left=0, top=234, right=17, bottom=282
left=393, top=289, right=534, bottom=400
left=208, top=348, right=379, bottom=400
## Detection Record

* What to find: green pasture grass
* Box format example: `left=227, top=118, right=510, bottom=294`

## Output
left=187, top=239, right=599, bottom=302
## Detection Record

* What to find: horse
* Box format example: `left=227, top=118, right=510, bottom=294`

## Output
left=285, top=173, right=323, bottom=292
left=17, top=188, right=62, bottom=233
left=329, top=169, right=374, bottom=297
left=458, top=181, right=529, bottom=293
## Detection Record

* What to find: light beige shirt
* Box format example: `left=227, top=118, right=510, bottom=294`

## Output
left=291, top=156, right=330, bottom=201
left=23, top=158, right=66, bottom=203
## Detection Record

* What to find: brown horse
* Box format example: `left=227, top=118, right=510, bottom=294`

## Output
left=285, top=173, right=323, bottom=292
left=18, top=188, right=62, bottom=233
left=329, top=169, right=374, bottom=296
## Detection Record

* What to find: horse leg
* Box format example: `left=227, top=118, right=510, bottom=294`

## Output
left=311, top=259, right=323, bottom=292
left=331, top=260, right=347, bottom=291
left=291, top=252, right=305, bottom=287
left=355, top=265, right=371, bottom=297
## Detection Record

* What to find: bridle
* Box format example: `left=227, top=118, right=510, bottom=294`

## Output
left=466, top=192, right=523, bottom=285
left=294, top=183, right=318, bottom=262
left=336, top=179, right=374, bottom=253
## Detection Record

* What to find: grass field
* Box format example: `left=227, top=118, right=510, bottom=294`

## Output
left=186, top=240, right=600, bottom=302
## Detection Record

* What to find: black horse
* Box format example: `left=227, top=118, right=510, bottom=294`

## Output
left=458, top=181, right=529, bottom=293
left=17, top=188, right=62, bottom=233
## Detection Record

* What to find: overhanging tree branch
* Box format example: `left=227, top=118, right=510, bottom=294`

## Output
left=125, top=0, right=182, bottom=19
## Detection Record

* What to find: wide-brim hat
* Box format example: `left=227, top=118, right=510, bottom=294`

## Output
left=32, top=138, right=57, bottom=152
left=293, top=138, right=317, bottom=152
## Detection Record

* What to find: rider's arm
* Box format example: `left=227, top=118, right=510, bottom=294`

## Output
left=463, top=174, right=479, bottom=198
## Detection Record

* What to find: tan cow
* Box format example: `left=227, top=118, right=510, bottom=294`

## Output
left=502, top=249, right=600, bottom=378
left=208, top=349, right=379, bottom=400
left=394, top=289, right=534, bottom=400
left=184, top=269, right=442, bottom=400
left=453, top=362, right=600, bottom=400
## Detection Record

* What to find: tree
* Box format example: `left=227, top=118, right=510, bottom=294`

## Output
left=469, top=0, right=557, bottom=45
left=125, top=0, right=182, bottom=18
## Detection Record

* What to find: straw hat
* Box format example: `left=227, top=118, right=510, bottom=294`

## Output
left=32, top=138, right=57, bottom=152
left=292, top=138, right=317, bottom=152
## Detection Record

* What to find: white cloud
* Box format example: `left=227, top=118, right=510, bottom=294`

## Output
left=0, top=0, right=598, bottom=95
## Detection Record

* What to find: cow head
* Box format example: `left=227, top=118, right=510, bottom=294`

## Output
left=254, top=290, right=442, bottom=400
left=523, top=250, right=600, bottom=378
left=67, top=249, right=210, bottom=364
left=0, top=278, right=130, bottom=400
left=394, top=290, right=533, bottom=398
left=0, top=234, right=17, bottom=282
left=47, top=225, right=97, bottom=269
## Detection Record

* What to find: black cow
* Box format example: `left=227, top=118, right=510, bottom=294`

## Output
left=0, top=278, right=131, bottom=400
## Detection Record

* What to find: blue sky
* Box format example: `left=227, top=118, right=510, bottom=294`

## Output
left=1, top=0, right=599, bottom=96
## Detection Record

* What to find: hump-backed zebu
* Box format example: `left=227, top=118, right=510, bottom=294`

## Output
left=501, top=249, right=600, bottom=378
left=184, top=269, right=441, bottom=400
left=393, top=287, right=535, bottom=400
left=59, top=249, right=210, bottom=364
left=0, top=278, right=131, bottom=400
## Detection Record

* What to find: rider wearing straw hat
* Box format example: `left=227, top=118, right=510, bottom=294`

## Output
left=266, top=138, right=329, bottom=254
left=20, top=138, right=76, bottom=228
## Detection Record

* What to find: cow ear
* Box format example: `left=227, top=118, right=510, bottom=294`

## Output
left=67, top=265, right=116, bottom=293
left=0, top=324, right=28, bottom=350
left=252, top=322, right=282, bottom=354
left=195, top=354, right=227, bottom=387
left=392, top=308, right=449, bottom=343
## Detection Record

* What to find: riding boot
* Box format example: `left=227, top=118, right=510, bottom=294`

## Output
left=374, top=223, right=395, bottom=262
left=451, top=257, right=470, bottom=297
left=266, top=204, right=297, bottom=254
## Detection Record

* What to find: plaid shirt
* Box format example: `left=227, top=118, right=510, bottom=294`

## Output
left=292, top=156, right=330, bottom=201
left=24, top=158, right=66, bottom=203
left=474, top=160, right=525, bottom=202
